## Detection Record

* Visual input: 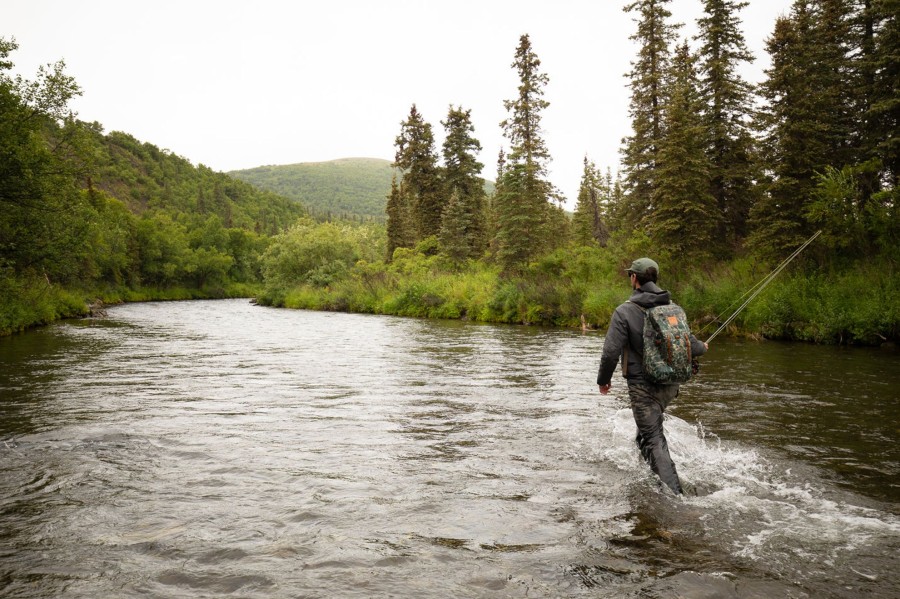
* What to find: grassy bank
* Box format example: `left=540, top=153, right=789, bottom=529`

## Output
left=5, top=250, right=895, bottom=346
left=256, top=247, right=898, bottom=346
left=0, top=273, right=261, bottom=336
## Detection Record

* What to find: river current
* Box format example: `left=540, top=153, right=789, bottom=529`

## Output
left=0, top=299, right=897, bottom=598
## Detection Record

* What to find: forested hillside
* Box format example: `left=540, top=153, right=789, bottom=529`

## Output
left=230, top=158, right=394, bottom=221
left=91, top=130, right=305, bottom=234
left=0, top=37, right=307, bottom=334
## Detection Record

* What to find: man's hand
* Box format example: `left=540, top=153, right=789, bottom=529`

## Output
left=599, top=384, right=611, bottom=395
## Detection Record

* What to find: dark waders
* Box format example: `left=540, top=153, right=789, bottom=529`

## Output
left=629, top=382, right=683, bottom=495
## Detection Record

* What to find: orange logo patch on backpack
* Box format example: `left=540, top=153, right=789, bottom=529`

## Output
left=667, top=316, right=679, bottom=326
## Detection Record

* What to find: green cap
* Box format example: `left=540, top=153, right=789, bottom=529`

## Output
left=626, top=257, right=659, bottom=276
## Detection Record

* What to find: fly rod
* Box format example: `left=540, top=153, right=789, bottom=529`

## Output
left=705, top=230, right=822, bottom=344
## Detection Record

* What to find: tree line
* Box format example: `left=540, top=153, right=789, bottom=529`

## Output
left=387, top=0, right=897, bottom=273
left=0, top=37, right=306, bottom=333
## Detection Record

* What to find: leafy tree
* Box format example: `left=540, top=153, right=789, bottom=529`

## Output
left=651, top=41, right=720, bottom=260
left=440, top=105, right=486, bottom=258
left=696, top=0, right=759, bottom=251
left=393, top=104, right=443, bottom=239
left=620, top=0, right=681, bottom=234
left=0, top=37, right=89, bottom=283
left=494, top=34, right=555, bottom=272
left=184, top=247, right=233, bottom=289
left=261, top=220, right=361, bottom=290
left=806, top=162, right=896, bottom=257
left=133, top=212, right=190, bottom=286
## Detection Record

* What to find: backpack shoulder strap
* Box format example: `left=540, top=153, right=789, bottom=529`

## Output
left=623, top=301, right=648, bottom=378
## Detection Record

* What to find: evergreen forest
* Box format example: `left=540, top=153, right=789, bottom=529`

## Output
left=2, top=0, right=898, bottom=345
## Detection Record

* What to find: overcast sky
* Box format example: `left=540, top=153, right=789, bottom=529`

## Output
left=6, top=0, right=792, bottom=207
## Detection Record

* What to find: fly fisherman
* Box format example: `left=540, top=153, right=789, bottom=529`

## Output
left=597, top=258, right=707, bottom=495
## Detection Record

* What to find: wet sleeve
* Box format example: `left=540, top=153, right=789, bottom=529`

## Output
left=597, top=308, right=628, bottom=386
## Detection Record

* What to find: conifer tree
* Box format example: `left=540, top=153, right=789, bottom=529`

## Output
left=810, top=0, right=858, bottom=170
left=494, top=34, right=555, bottom=272
left=750, top=1, right=862, bottom=256
left=441, top=105, right=486, bottom=258
left=859, top=0, right=899, bottom=188
left=573, top=157, right=610, bottom=247
left=696, top=0, right=759, bottom=251
left=620, top=0, right=681, bottom=234
left=439, top=190, right=471, bottom=263
left=651, top=41, right=720, bottom=260
left=385, top=174, right=414, bottom=260
left=750, top=6, right=824, bottom=256
left=393, top=104, right=443, bottom=240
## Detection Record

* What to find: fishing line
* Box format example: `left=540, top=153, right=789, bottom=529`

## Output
left=696, top=238, right=812, bottom=337
left=705, top=230, right=822, bottom=344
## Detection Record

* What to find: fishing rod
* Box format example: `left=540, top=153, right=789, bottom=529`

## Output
left=704, top=230, right=822, bottom=345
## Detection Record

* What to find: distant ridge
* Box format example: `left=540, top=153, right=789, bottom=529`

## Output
left=230, top=158, right=395, bottom=221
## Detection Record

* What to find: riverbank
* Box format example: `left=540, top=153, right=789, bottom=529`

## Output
left=4, top=254, right=896, bottom=346
left=255, top=249, right=899, bottom=346
left=0, top=273, right=261, bottom=336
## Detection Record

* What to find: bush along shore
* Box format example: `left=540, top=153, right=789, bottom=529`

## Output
left=253, top=239, right=899, bottom=347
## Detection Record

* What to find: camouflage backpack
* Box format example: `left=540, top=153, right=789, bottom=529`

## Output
left=631, top=302, right=694, bottom=384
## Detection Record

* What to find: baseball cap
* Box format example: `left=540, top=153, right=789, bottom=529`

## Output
left=625, top=257, right=659, bottom=276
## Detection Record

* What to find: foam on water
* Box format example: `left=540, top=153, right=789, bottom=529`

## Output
left=594, top=406, right=900, bottom=576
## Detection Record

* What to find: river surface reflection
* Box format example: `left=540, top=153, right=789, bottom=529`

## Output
left=0, top=299, right=897, bottom=598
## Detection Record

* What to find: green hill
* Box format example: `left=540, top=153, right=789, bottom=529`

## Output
left=230, top=158, right=395, bottom=222
left=230, top=158, right=496, bottom=222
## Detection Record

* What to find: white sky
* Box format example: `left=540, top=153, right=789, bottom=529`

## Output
left=6, top=0, right=792, bottom=207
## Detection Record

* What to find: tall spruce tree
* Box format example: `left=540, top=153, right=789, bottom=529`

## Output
left=861, top=0, right=899, bottom=188
left=494, top=34, right=555, bottom=272
left=620, top=0, right=681, bottom=234
left=811, top=0, right=858, bottom=169
left=750, top=1, right=861, bottom=257
left=696, top=0, right=758, bottom=252
left=393, top=104, right=443, bottom=240
left=441, top=105, right=486, bottom=258
left=651, top=41, right=720, bottom=260
left=750, top=10, right=814, bottom=256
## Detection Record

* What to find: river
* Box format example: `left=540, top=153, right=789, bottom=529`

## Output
left=0, top=299, right=897, bottom=598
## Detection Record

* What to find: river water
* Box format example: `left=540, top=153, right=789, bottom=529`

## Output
left=0, top=299, right=897, bottom=598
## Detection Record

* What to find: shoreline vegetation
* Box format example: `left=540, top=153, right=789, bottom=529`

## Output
left=7, top=237, right=894, bottom=346
left=251, top=238, right=898, bottom=346
left=2, top=1, right=897, bottom=345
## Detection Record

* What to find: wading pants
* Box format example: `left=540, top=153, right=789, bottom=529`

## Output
left=628, top=382, right=683, bottom=495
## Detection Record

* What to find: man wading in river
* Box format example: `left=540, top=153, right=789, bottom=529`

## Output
left=597, top=258, right=707, bottom=495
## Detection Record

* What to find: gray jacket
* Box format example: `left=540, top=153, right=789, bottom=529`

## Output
left=597, top=281, right=706, bottom=386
